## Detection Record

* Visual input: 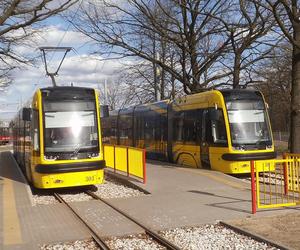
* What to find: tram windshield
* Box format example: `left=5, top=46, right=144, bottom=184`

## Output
left=226, top=99, right=272, bottom=149
left=44, top=101, right=98, bottom=153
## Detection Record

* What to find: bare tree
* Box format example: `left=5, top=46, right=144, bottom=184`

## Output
left=263, top=0, right=300, bottom=152
left=98, top=76, right=137, bottom=110
left=0, top=0, right=78, bottom=87
left=71, top=0, right=233, bottom=94
left=216, top=0, right=280, bottom=89
left=255, top=44, right=291, bottom=132
left=120, top=59, right=181, bottom=103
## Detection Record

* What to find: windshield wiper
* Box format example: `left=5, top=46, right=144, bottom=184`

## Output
left=71, top=143, right=81, bottom=157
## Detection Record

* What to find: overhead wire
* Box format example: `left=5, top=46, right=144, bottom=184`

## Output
left=37, top=0, right=83, bottom=85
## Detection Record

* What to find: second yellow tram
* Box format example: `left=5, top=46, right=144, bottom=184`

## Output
left=102, top=89, right=276, bottom=174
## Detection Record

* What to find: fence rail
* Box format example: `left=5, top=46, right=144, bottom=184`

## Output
left=251, top=156, right=300, bottom=214
left=103, top=144, right=146, bottom=183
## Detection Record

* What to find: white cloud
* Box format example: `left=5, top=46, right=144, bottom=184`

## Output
left=0, top=53, right=127, bottom=120
left=36, top=26, right=92, bottom=48
left=0, top=23, right=134, bottom=120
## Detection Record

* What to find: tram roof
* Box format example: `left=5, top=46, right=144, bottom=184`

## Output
left=219, top=88, right=262, bottom=100
left=39, top=86, right=96, bottom=100
left=40, top=86, right=95, bottom=92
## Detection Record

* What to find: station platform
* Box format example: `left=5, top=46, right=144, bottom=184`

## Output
left=0, top=151, right=90, bottom=250
left=106, top=160, right=293, bottom=230
left=1, top=151, right=298, bottom=249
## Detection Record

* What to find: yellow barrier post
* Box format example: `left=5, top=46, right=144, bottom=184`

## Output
left=143, top=149, right=146, bottom=184
left=126, top=147, right=129, bottom=177
left=283, top=153, right=288, bottom=195
left=113, top=145, right=116, bottom=173
left=250, top=160, right=257, bottom=214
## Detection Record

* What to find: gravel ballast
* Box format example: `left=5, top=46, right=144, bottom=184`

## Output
left=40, top=239, right=99, bottom=250
left=40, top=223, right=278, bottom=250
left=93, top=176, right=146, bottom=199
left=160, top=223, right=278, bottom=250
left=105, top=234, right=165, bottom=250
left=32, top=176, right=146, bottom=205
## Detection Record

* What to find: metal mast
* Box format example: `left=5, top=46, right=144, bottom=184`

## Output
left=39, top=47, right=72, bottom=87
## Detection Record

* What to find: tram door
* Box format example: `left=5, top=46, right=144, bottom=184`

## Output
left=200, top=109, right=210, bottom=168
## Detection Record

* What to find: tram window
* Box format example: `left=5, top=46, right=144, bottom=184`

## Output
left=154, top=113, right=167, bottom=141
left=135, top=115, right=144, bottom=140
left=25, top=120, right=30, bottom=148
left=202, top=109, right=213, bottom=143
left=173, top=111, right=184, bottom=141
left=119, top=114, right=132, bottom=140
left=161, top=114, right=167, bottom=141
left=110, top=117, right=117, bottom=139
left=154, top=114, right=161, bottom=140
left=183, top=110, right=200, bottom=143
left=32, top=110, right=39, bottom=151
left=211, top=109, right=227, bottom=145
left=145, top=114, right=155, bottom=140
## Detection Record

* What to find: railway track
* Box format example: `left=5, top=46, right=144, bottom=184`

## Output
left=53, top=192, right=110, bottom=249
left=54, top=191, right=180, bottom=250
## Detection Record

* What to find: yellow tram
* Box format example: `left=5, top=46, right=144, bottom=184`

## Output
left=102, top=89, right=276, bottom=174
left=11, top=86, right=105, bottom=188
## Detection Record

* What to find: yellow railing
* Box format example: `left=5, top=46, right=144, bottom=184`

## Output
left=103, top=144, right=146, bottom=183
left=284, top=153, right=300, bottom=193
left=251, top=156, right=300, bottom=214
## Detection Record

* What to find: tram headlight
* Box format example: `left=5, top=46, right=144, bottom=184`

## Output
left=88, top=152, right=99, bottom=158
left=232, top=146, right=245, bottom=151
left=44, top=155, right=58, bottom=161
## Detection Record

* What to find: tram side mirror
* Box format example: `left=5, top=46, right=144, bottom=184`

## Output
left=100, top=105, right=109, bottom=118
left=265, top=102, right=269, bottom=109
left=22, top=108, right=32, bottom=121
left=209, top=109, right=220, bottom=121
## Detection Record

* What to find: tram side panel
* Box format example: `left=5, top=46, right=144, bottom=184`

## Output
left=169, top=105, right=202, bottom=168
left=134, top=103, right=168, bottom=161
left=118, top=108, right=134, bottom=146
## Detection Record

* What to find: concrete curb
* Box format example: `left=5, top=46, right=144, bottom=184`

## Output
left=8, top=151, right=34, bottom=206
left=220, top=221, right=290, bottom=250
left=104, top=170, right=151, bottom=194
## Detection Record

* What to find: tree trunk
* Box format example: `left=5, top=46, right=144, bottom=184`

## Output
left=153, top=61, right=158, bottom=101
left=233, top=53, right=241, bottom=89
left=171, top=74, right=175, bottom=99
left=290, top=24, right=300, bottom=153
left=161, top=68, right=165, bottom=99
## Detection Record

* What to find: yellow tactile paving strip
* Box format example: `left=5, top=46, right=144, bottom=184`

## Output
left=179, top=167, right=247, bottom=190
left=2, top=177, right=22, bottom=245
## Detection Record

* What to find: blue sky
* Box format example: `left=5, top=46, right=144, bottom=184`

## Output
left=0, top=14, right=124, bottom=121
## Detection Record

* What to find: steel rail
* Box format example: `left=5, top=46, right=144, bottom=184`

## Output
left=53, top=193, right=110, bottom=250
left=85, top=190, right=180, bottom=250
